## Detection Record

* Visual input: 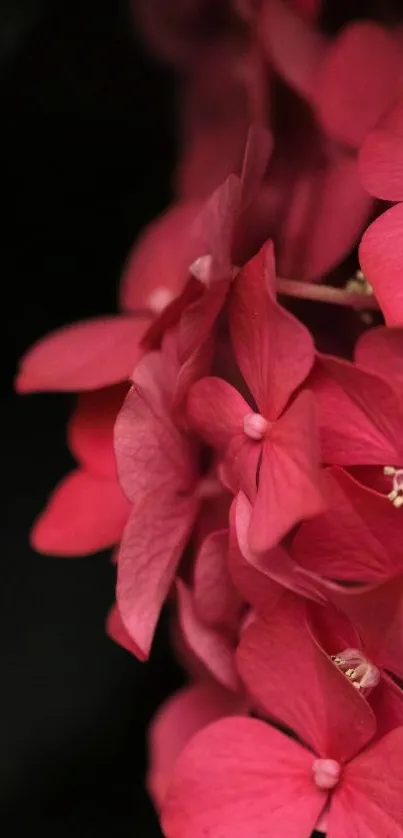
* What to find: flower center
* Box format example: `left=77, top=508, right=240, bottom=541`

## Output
left=243, top=412, right=269, bottom=441
left=189, top=255, right=213, bottom=285
left=383, top=466, right=403, bottom=508
left=148, top=287, right=175, bottom=313
left=345, top=269, right=373, bottom=297
left=313, top=759, right=341, bottom=791
left=331, top=648, right=380, bottom=695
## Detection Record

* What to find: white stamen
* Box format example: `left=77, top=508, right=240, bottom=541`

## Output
left=148, top=287, right=175, bottom=313
left=331, top=648, right=380, bottom=695
left=383, top=466, right=403, bottom=508
left=243, top=412, right=269, bottom=441
left=189, top=255, right=213, bottom=285
left=313, top=759, right=341, bottom=791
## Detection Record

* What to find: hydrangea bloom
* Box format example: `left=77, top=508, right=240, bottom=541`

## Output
left=17, top=1, right=403, bottom=835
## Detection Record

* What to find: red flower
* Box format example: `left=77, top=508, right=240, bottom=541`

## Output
left=15, top=314, right=150, bottom=393
left=147, top=679, right=246, bottom=811
left=162, top=596, right=403, bottom=838
left=263, top=1, right=403, bottom=148
left=309, top=353, right=403, bottom=465
left=188, top=242, right=325, bottom=552
left=114, top=346, right=202, bottom=660
left=359, top=97, right=403, bottom=324
left=30, top=385, right=130, bottom=556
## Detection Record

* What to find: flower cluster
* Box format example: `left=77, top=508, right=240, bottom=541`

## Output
left=16, top=1, right=403, bottom=836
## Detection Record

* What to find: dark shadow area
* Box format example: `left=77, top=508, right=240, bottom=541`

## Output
left=1, top=1, right=181, bottom=834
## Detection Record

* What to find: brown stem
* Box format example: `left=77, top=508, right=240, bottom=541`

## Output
left=276, top=278, right=380, bottom=312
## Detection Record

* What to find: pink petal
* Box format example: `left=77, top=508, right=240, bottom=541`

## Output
left=261, top=0, right=326, bottom=100
left=231, top=491, right=325, bottom=608
left=117, top=489, right=197, bottom=660
left=237, top=598, right=376, bottom=762
left=359, top=98, right=403, bottom=200
left=190, top=173, right=242, bottom=279
left=369, top=673, right=403, bottom=738
left=313, top=22, right=403, bottom=148
left=359, top=200, right=403, bottom=325
left=328, top=728, right=403, bottom=837
left=162, top=717, right=326, bottom=838
left=177, top=581, right=239, bottom=692
left=148, top=681, right=245, bottom=810
left=15, top=315, right=150, bottom=393
left=332, top=577, right=403, bottom=682
left=106, top=603, right=141, bottom=657
left=293, top=467, right=403, bottom=583
left=187, top=377, right=249, bottom=448
left=68, top=384, right=127, bottom=479
left=194, top=530, right=243, bottom=630
left=115, top=360, right=195, bottom=502
left=31, top=469, right=130, bottom=556
left=178, top=279, right=230, bottom=362
left=239, top=124, right=273, bottom=208
left=119, top=202, right=201, bottom=314
left=249, top=390, right=325, bottom=553
left=230, top=243, right=314, bottom=416
left=309, top=354, right=403, bottom=464
left=279, top=148, right=373, bottom=281
left=355, top=326, right=403, bottom=392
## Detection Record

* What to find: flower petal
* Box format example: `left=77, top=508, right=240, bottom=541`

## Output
left=230, top=243, right=315, bottom=416
left=279, top=148, right=373, bottom=281
left=68, top=384, right=127, bottom=479
left=261, top=0, right=326, bottom=100
left=115, top=358, right=195, bottom=501
left=232, top=491, right=325, bottom=608
left=359, top=98, right=403, bottom=200
left=355, top=326, right=403, bottom=392
left=162, top=717, right=326, bottom=838
left=177, top=581, right=239, bottom=692
left=328, top=728, right=403, bottom=838
left=119, top=202, right=201, bottom=314
left=106, top=603, right=141, bottom=657
left=313, top=22, right=403, bottom=148
left=194, top=530, right=243, bottom=630
left=292, top=467, right=403, bottom=584
left=148, top=681, right=245, bottom=810
left=249, top=390, right=325, bottom=553
left=309, top=354, right=403, bottom=464
left=117, top=489, right=197, bottom=660
left=31, top=469, right=130, bottom=556
left=187, top=377, right=249, bottom=448
left=237, top=597, right=376, bottom=762
left=15, top=315, right=150, bottom=392
left=359, top=202, right=403, bottom=326
left=331, top=577, right=403, bottom=682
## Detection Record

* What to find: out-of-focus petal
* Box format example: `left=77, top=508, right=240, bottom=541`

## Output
left=313, top=22, right=403, bottom=148
left=68, top=384, right=127, bottom=479
left=359, top=203, right=403, bottom=325
left=119, top=203, right=200, bottom=314
left=31, top=469, right=130, bottom=557
left=15, top=316, right=150, bottom=393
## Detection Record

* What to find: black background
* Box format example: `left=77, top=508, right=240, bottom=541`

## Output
left=1, top=1, right=402, bottom=836
left=1, top=1, right=181, bottom=835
